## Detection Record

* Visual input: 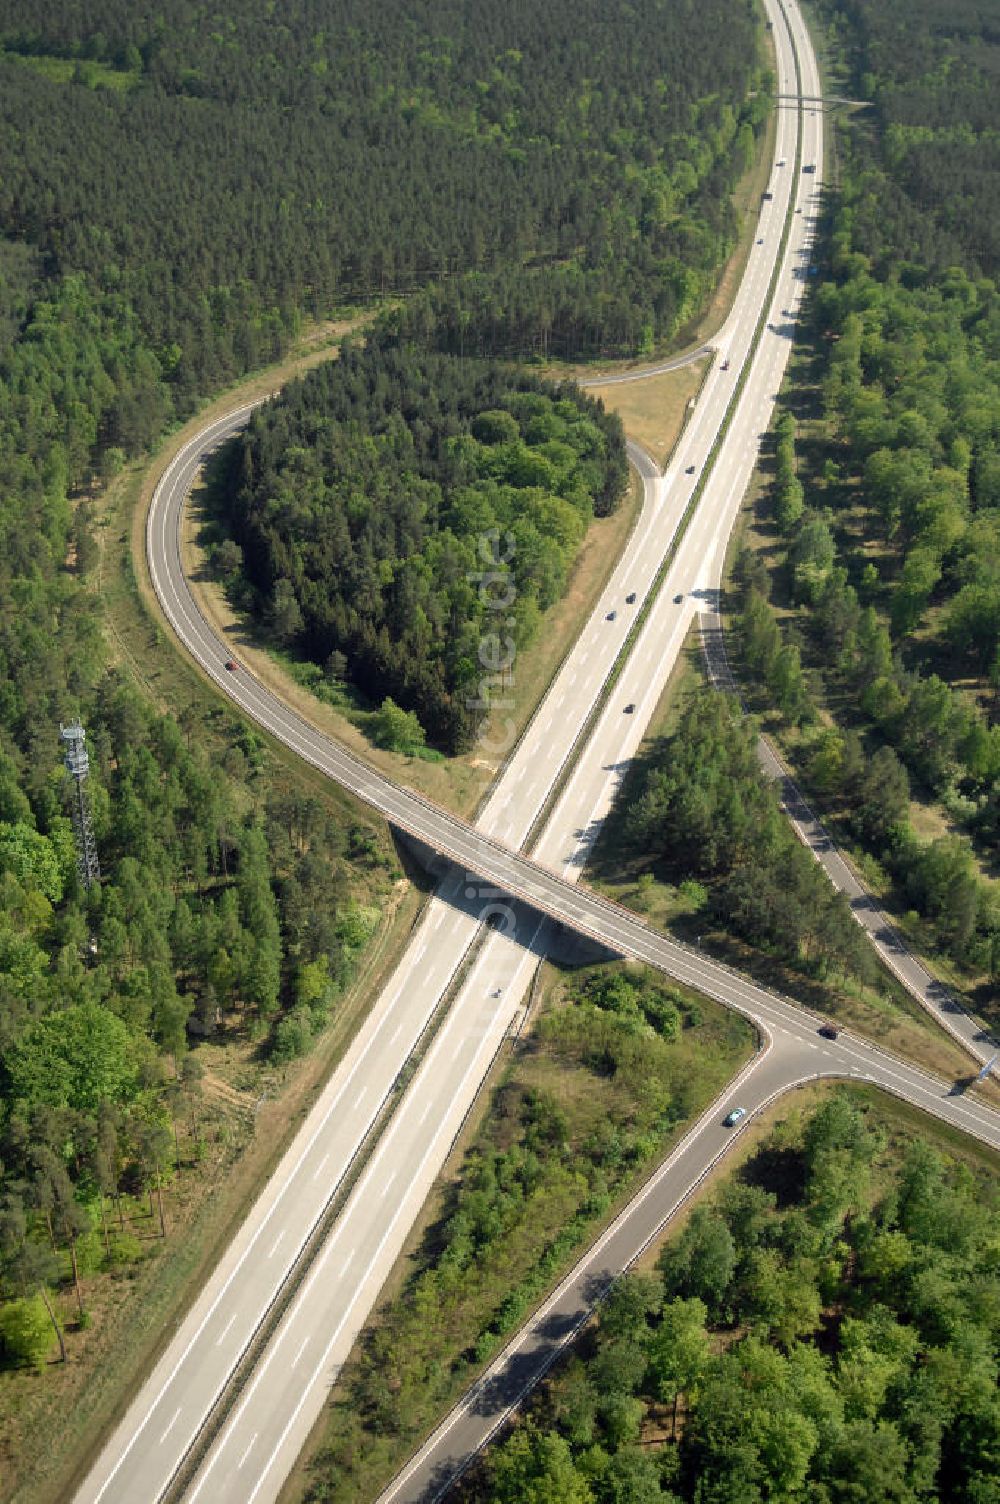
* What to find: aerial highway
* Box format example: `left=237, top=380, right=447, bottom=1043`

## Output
left=73, top=3, right=998, bottom=1504
left=376, top=8, right=1000, bottom=1491
left=193, top=929, right=1000, bottom=1504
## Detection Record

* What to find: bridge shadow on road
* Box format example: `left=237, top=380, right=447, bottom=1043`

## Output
left=408, top=1272, right=615, bottom=1501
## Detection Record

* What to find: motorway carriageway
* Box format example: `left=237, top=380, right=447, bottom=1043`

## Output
left=74, top=3, right=997, bottom=1502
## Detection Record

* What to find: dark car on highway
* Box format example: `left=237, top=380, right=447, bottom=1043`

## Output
left=818, top=1024, right=839, bottom=1040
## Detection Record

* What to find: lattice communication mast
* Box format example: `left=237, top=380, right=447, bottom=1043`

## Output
left=60, top=721, right=101, bottom=888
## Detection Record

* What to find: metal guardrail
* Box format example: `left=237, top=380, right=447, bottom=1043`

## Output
left=376, top=1035, right=774, bottom=1504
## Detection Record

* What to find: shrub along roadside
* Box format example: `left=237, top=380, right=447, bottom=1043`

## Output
left=586, top=651, right=992, bottom=1084
left=730, top=536, right=1000, bottom=1014
left=207, top=338, right=629, bottom=754
left=293, top=963, right=753, bottom=1504
left=456, top=1087, right=1000, bottom=1504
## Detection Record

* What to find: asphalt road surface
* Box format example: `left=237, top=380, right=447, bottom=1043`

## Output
left=374, top=7, right=999, bottom=1497
left=377, top=1027, right=998, bottom=1504
left=72, top=3, right=997, bottom=1504
left=700, top=611, right=997, bottom=1065
left=582, top=342, right=713, bottom=386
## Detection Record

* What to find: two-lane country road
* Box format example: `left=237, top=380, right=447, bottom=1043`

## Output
left=377, top=1026, right=998, bottom=1504
left=701, top=611, right=998, bottom=1066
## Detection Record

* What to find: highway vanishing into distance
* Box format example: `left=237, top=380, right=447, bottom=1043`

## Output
left=75, top=3, right=999, bottom=1504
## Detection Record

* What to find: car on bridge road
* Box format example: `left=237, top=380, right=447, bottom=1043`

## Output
left=724, top=1106, right=747, bottom=1127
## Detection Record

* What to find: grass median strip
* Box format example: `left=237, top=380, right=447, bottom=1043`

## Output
left=453, top=1081, right=1000, bottom=1504
left=284, top=962, right=755, bottom=1504
left=521, top=68, right=805, bottom=859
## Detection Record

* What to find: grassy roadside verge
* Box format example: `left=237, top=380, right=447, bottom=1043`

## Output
left=181, top=455, right=647, bottom=819
left=585, top=361, right=708, bottom=470
left=0, top=314, right=446, bottom=1504
left=452, top=1079, right=1000, bottom=1503
left=281, top=965, right=755, bottom=1504
left=585, top=624, right=1000, bottom=1102
left=716, top=323, right=999, bottom=1029
left=4, top=862, right=432, bottom=1504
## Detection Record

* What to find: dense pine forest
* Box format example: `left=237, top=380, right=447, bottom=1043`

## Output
left=725, top=0, right=1000, bottom=994
left=622, top=690, right=877, bottom=985
left=461, top=1093, right=1000, bottom=1504
left=822, top=0, right=1000, bottom=277
left=0, top=666, right=399, bottom=1375
left=0, top=0, right=767, bottom=372
left=215, top=341, right=628, bottom=751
